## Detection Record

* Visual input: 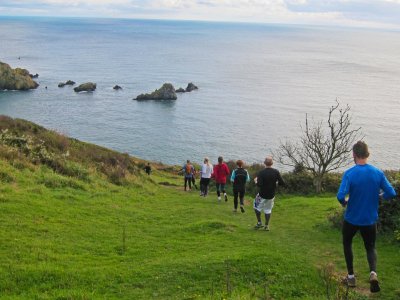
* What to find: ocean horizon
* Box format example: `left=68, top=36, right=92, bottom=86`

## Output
left=0, top=16, right=399, bottom=170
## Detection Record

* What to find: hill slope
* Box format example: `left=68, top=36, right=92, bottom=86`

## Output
left=0, top=116, right=399, bottom=299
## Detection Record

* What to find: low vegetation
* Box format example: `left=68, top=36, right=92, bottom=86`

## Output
left=0, top=116, right=399, bottom=299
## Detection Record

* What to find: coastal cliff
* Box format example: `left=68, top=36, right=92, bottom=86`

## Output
left=0, top=61, right=39, bottom=91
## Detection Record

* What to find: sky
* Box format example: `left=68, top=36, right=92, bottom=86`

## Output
left=1, top=0, right=400, bottom=29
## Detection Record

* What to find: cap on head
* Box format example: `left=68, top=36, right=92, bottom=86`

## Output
left=353, top=141, right=369, bottom=159
left=264, top=156, right=273, bottom=166
left=218, top=156, right=223, bottom=163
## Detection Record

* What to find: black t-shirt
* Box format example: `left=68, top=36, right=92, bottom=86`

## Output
left=256, top=167, right=285, bottom=199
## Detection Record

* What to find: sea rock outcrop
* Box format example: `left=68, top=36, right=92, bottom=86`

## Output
left=134, top=83, right=177, bottom=100
left=113, top=85, right=122, bottom=90
left=74, top=82, right=96, bottom=92
left=58, top=80, right=76, bottom=88
left=0, top=62, right=39, bottom=90
left=175, top=87, right=186, bottom=93
left=185, top=82, right=198, bottom=92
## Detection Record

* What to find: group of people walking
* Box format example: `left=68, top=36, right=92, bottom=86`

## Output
left=178, top=141, right=397, bottom=294
left=180, top=155, right=286, bottom=231
left=143, top=140, right=397, bottom=293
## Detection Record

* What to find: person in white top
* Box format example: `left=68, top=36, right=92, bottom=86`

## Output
left=200, top=157, right=213, bottom=197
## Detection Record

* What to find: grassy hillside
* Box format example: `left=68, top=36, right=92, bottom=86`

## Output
left=0, top=116, right=399, bottom=299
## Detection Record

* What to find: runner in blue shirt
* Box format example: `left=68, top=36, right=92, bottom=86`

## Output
left=337, top=141, right=396, bottom=293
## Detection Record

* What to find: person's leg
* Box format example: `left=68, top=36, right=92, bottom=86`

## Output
left=204, top=178, right=210, bottom=196
left=184, top=177, right=188, bottom=191
left=222, top=184, right=228, bottom=201
left=233, top=190, right=238, bottom=210
left=264, top=213, right=271, bottom=226
left=188, top=177, right=192, bottom=190
left=359, top=224, right=377, bottom=273
left=359, top=223, right=379, bottom=292
left=254, top=209, right=262, bottom=223
left=342, top=220, right=359, bottom=276
left=192, top=177, right=197, bottom=189
left=253, top=195, right=263, bottom=228
left=239, top=190, right=245, bottom=212
left=216, top=183, right=221, bottom=200
left=199, top=178, right=205, bottom=195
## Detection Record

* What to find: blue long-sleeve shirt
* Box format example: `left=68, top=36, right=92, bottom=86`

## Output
left=337, top=164, right=396, bottom=226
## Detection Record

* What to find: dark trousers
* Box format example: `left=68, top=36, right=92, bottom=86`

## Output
left=233, top=190, right=245, bottom=209
left=342, top=220, right=377, bottom=275
left=215, top=183, right=226, bottom=197
left=200, top=178, right=210, bottom=195
left=184, top=177, right=192, bottom=190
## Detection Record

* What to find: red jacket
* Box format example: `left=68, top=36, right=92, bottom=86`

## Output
left=212, top=163, right=230, bottom=184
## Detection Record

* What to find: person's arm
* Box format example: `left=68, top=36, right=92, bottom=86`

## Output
left=225, top=164, right=230, bottom=176
left=230, top=170, right=236, bottom=182
left=256, top=172, right=262, bottom=187
left=337, top=173, right=350, bottom=207
left=245, top=170, right=250, bottom=182
left=380, top=174, right=396, bottom=200
left=277, top=171, right=285, bottom=187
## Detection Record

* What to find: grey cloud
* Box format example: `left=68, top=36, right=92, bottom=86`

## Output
left=284, top=0, right=400, bottom=24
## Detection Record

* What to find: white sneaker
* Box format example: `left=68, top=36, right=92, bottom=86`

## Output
left=218, top=196, right=221, bottom=201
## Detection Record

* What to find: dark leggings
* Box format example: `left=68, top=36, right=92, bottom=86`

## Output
left=233, top=190, right=245, bottom=209
left=342, top=220, right=377, bottom=275
left=200, top=178, right=210, bottom=195
left=184, top=177, right=192, bottom=190
left=216, top=183, right=226, bottom=197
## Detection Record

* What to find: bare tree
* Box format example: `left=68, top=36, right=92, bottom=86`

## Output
left=275, top=101, right=363, bottom=193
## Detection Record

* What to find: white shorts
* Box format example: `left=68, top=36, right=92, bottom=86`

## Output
left=253, top=193, right=275, bottom=214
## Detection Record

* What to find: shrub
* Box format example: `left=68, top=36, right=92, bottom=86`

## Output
left=101, top=165, right=128, bottom=186
left=45, top=158, right=90, bottom=182
left=327, top=207, right=344, bottom=229
left=0, top=171, right=14, bottom=183
left=378, top=180, right=400, bottom=233
left=281, top=172, right=315, bottom=195
left=38, top=175, right=85, bottom=190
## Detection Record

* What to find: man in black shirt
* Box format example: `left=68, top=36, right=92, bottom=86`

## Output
left=253, top=156, right=285, bottom=230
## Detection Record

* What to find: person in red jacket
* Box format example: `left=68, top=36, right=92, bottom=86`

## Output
left=212, top=156, right=230, bottom=202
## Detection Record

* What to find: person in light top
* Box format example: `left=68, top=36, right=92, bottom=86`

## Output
left=199, top=157, right=213, bottom=197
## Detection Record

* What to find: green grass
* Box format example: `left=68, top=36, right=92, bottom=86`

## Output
left=0, top=116, right=399, bottom=299
left=1, top=158, right=400, bottom=299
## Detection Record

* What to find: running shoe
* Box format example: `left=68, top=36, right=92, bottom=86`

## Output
left=369, top=272, right=380, bottom=293
left=240, top=206, right=245, bottom=213
left=224, top=194, right=228, bottom=202
left=264, top=225, right=270, bottom=231
left=254, top=223, right=263, bottom=230
left=218, top=196, right=221, bottom=201
left=341, top=275, right=356, bottom=287
left=232, top=209, right=237, bottom=213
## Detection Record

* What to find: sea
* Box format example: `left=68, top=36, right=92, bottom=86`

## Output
left=0, top=16, right=399, bottom=170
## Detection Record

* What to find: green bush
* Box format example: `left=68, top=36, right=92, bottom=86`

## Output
left=37, top=175, right=85, bottom=190
left=327, top=207, right=344, bottom=229
left=0, top=170, right=14, bottom=183
left=45, top=158, right=90, bottom=182
left=378, top=180, right=400, bottom=233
